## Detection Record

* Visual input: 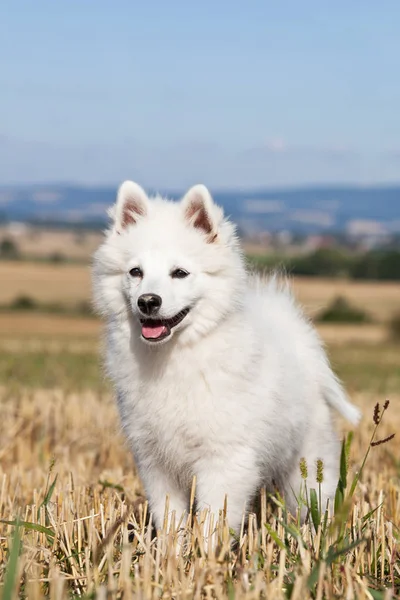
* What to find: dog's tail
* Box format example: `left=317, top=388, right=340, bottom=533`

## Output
left=322, top=370, right=362, bottom=426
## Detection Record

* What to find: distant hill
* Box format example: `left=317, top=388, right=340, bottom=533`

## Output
left=0, top=183, right=399, bottom=235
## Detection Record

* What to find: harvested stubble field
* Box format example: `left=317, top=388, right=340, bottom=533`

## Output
left=1, top=373, right=399, bottom=599
left=0, top=262, right=400, bottom=599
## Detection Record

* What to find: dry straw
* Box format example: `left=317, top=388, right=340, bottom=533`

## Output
left=0, top=388, right=399, bottom=599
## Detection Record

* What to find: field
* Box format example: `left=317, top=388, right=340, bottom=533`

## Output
left=0, top=226, right=103, bottom=263
left=1, top=260, right=400, bottom=320
left=0, top=259, right=399, bottom=599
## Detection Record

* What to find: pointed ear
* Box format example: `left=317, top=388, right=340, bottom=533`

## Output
left=181, top=184, right=222, bottom=242
left=112, top=181, right=148, bottom=232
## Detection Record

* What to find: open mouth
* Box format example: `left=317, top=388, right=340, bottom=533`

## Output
left=140, top=308, right=190, bottom=342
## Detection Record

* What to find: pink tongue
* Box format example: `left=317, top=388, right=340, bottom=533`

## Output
left=142, top=324, right=168, bottom=339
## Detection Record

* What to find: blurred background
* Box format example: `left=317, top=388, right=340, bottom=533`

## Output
left=0, top=0, right=399, bottom=395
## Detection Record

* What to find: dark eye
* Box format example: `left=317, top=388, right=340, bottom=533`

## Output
left=129, top=267, right=143, bottom=278
left=171, top=268, right=189, bottom=279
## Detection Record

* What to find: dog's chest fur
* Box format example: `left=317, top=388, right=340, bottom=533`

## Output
left=107, top=314, right=307, bottom=482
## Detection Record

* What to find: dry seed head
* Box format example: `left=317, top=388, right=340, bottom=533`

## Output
left=383, top=399, right=390, bottom=410
left=373, top=403, right=380, bottom=425
left=371, top=433, right=395, bottom=447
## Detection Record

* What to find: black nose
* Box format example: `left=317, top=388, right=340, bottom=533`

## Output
left=137, top=293, right=162, bottom=316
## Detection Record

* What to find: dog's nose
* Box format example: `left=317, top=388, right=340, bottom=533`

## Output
left=137, top=293, right=162, bottom=316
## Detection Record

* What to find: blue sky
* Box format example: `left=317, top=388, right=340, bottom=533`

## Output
left=1, top=1, right=399, bottom=188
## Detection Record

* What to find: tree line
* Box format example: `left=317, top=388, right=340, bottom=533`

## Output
left=248, top=248, right=400, bottom=281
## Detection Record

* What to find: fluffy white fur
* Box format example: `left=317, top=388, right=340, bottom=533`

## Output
left=92, top=181, right=361, bottom=542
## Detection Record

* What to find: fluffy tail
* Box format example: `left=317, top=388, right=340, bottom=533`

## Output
left=322, top=372, right=362, bottom=425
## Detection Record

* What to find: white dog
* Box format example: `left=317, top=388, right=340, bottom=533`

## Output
left=92, top=181, right=361, bottom=541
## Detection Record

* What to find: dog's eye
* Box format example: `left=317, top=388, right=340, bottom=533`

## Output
left=129, top=267, right=143, bottom=278
left=171, top=268, right=189, bottom=279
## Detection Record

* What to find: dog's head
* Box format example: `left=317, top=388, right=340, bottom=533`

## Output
left=93, top=181, right=246, bottom=346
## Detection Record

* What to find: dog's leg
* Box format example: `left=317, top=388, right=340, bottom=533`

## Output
left=139, top=463, right=188, bottom=536
left=195, top=447, right=260, bottom=552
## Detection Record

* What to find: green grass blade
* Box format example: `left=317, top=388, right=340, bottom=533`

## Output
left=307, top=562, right=322, bottom=590
left=334, top=481, right=344, bottom=514
left=264, top=523, right=287, bottom=551
left=3, top=523, right=21, bottom=600
left=309, top=488, right=321, bottom=531
left=37, top=474, right=58, bottom=519
left=0, top=519, right=55, bottom=539
left=326, top=537, right=365, bottom=565
left=339, top=437, right=348, bottom=489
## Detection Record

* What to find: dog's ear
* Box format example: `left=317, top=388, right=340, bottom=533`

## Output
left=111, top=181, right=148, bottom=232
left=181, top=184, right=223, bottom=243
